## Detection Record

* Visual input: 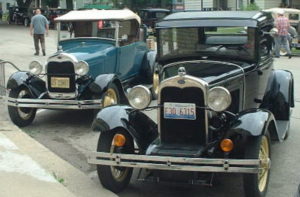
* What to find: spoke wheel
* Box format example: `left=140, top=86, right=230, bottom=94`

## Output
left=102, top=84, right=120, bottom=107
left=8, top=87, right=37, bottom=127
left=96, top=131, right=133, bottom=193
left=243, top=131, right=271, bottom=197
left=258, top=136, right=269, bottom=192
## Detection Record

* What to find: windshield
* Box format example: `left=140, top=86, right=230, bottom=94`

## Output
left=158, top=26, right=256, bottom=61
left=59, top=20, right=117, bottom=41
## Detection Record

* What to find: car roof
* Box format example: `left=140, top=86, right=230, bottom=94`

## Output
left=163, top=11, right=265, bottom=20
left=55, top=9, right=141, bottom=24
left=140, top=8, right=170, bottom=12
left=157, top=11, right=272, bottom=28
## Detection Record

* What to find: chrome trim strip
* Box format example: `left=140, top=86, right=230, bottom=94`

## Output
left=6, top=97, right=102, bottom=110
left=88, top=152, right=265, bottom=174
left=158, top=74, right=209, bottom=143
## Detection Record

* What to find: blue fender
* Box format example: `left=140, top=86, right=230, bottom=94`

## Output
left=229, top=108, right=279, bottom=140
left=89, top=74, right=127, bottom=103
left=92, top=105, right=158, bottom=153
left=6, top=71, right=46, bottom=98
left=260, top=70, right=294, bottom=120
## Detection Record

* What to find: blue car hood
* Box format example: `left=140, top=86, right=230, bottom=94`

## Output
left=59, top=39, right=115, bottom=61
left=56, top=39, right=117, bottom=78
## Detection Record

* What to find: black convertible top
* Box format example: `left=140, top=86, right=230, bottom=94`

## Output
left=156, top=11, right=273, bottom=28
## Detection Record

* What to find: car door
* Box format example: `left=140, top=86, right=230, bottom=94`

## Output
left=117, top=20, right=148, bottom=81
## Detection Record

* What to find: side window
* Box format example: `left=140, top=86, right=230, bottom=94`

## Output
left=119, top=20, right=139, bottom=46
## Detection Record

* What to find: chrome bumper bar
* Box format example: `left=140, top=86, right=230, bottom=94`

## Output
left=88, top=152, right=270, bottom=174
left=6, top=97, right=102, bottom=110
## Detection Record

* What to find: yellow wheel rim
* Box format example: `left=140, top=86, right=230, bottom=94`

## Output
left=153, top=72, right=159, bottom=96
left=258, top=136, right=270, bottom=192
left=103, top=88, right=118, bottom=107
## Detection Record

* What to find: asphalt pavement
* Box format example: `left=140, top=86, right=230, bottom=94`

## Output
left=1, top=23, right=300, bottom=197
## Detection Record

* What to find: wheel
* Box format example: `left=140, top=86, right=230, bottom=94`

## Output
left=243, top=131, right=271, bottom=197
left=102, top=83, right=120, bottom=107
left=24, top=18, right=29, bottom=27
left=96, top=131, right=134, bottom=193
left=8, top=87, right=37, bottom=127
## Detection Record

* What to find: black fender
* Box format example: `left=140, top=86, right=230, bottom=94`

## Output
left=260, top=69, right=294, bottom=120
left=92, top=105, right=158, bottom=153
left=89, top=74, right=127, bottom=104
left=7, top=71, right=46, bottom=98
left=229, top=108, right=279, bottom=141
left=139, top=50, right=157, bottom=84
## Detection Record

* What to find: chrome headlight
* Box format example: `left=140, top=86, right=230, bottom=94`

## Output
left=208, top=86, right=231, bottom=112
left=128, top=85, right=151, bottom=110
left=75, top=61, right=89, bottom=76
left=29, top=61, right=43, bottom=75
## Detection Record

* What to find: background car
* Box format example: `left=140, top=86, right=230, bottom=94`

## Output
left=45, top=8, right=70, bottom=29
left=6, top=9, right=156, bottom=127
left=138, top=8, right=170, bottom=33
left=89, top=11, right=294, bottom=197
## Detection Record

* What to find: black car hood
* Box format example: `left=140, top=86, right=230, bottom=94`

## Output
left=163, top=60, right=253, bottom=85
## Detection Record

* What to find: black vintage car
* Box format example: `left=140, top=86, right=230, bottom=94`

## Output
left=88, top=11, right=294, bottom=197
left=138, top=8, right=170, bottom=30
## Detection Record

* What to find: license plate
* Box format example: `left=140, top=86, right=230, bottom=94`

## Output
left=50, top=77, right=70, bottom=89
left=164, top=102, right=196, bottom=120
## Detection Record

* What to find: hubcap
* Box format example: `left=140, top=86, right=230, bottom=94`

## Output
left=109, top=135, right=129, bottom=182
left=103, top=88, right=118, bottom=107
left=258, top=135, right=270, bottom=192
left=17, top=90, right=34, bottom=120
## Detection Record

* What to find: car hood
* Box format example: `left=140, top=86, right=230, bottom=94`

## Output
left=57, top=39, right=115, bottom=61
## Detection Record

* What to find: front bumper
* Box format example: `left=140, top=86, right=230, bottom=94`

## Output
left=88, top=152, right=270, bottom=174
left=6, top=97, right=102, bottom=110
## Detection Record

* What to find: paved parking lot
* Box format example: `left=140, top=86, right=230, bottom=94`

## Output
left=1, top=23, right=300, bottom=197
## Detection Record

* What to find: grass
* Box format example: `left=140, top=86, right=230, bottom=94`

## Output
left=52, top=172, right=65, bottom=184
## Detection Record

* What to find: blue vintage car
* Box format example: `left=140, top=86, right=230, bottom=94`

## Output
left=6, top=9, right=156, bottom=127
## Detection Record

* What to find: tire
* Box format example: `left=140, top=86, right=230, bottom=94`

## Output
left=102, top=83, right=120, bottom=107
left=96, top=130, right=134, bottom=193
left=243, top=131, right=271, bottom=197
left=8, top=87, right=37, bottom=127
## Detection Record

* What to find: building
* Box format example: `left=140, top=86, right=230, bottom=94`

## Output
left=1, top=0, right=17, bottom=13
left=183, top=0, right=300, bottom=11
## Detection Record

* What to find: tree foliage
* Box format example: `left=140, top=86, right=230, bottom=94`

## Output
left=16, top=0, right=33, bottom=8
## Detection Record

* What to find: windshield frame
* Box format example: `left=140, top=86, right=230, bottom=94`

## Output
left=56, top=20, right=119, bottom=48
left=157, top=26, right=258, bottom=63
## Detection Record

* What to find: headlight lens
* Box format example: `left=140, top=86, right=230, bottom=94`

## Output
left=29, top=61, right=43, bottom=75
left=75, top=61, right=89, bottom=76
left=208, top=86, right=231, bottom=112
left=128, top=85, right=151, bottom=110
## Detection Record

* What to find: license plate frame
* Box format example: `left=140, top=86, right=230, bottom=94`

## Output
left=50, top=77, right=70, bottom=89
left=164, top=102, right=196, bottom=120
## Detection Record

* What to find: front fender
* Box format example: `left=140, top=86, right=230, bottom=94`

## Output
left=7, top=71, right=46, bottom=98
left=89, top=74, right=127, bottom=103
left=92, top=105, right=158, bottom=153
left=260, top=70, right=294, bottom=120
left=229, top=108, right=279, bottom=140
